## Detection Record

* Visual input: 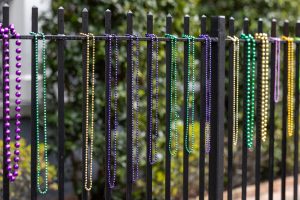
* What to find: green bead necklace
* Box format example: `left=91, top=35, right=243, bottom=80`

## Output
left=30, top=32, right=49, bottom=194
left=165, top=34, right=179, bottom=156
left=240, top=33, right=256, bottom=149
left=182, top=34, right=195, bottom=154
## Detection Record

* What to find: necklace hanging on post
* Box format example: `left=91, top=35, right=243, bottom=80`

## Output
left=240, top=33, right=256, bottom=150
left=80, top=32, right=96, bottom=191
left=165, top=34, right=179, bottom=156
left=270, top=37, right=281, bottom=103
left=145, top=33, right=160, bottom=165
left=182, top=34, right=196, bottom=154
left=2, top=23, right=22, bottom=182
left=30, top=32, right=49, bottom=194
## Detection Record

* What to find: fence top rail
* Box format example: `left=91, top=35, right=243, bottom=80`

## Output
left=0, top=34, right=298, bottom=43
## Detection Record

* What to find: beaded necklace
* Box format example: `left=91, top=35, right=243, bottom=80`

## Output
left=107, top=34, right=119, bottom=188
left=126, top=34, right=140, bottom=182
left=182, top=34, right=195, bottom=154
left=145, top=33, right=159, bottom=165
left=282, top=36, right=295, bottom=137
left=30, top=32, right=49, bottom=194
left=199, top=34, right=212, bottom=153
left=80, top=33, right=95, bottom=191
left=1, top=23, right=22, bottom=182
left=240, top=33, right=256, bottom=149
left=165, top=34, right=179, bottom=156
left=255, top=33, right=269, bottom=142
left=270, top=37, right=281, bottom=103
left=227, top=36, right=240, bottom=146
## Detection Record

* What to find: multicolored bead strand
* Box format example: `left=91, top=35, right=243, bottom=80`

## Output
left=282, top=36, right=295, bottom=137
left=182, top=34, right=196, bottom=154
left=126, top=34, right=141, bottom=182
left=240, top=33, right=256, bottom=149
left=145, top=33, right=160, bottom=165
left=107, top=34, right=119, bottom=188
left=80, top=33, right=96, bottom=191
left=270, top=37, right=281, bottom=103
left=30, top=32, right=49, bottom=194
left=165, top=34, right=179, bottom=156
left=227, top=36, right=240, bottom=146
left=2, top=23, right=22, bottom=182
left=255, top=33, right=270, bottom=142
left=199, top=34, right=212, bottom=153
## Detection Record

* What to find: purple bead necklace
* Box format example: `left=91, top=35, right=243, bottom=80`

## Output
left=107, top=34, right=119, bottom=189
left=1, top=23, right=22, bottom=182
left=145, top=33, right=159, bottom=165
left=126, top=34, right=141, bottom=182
left=270, top=37, right=281, bottom=103
left=199, top=34, right=212, bottom=153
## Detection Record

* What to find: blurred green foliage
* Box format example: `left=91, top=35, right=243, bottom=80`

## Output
left=40, top=0, right=300, bottom=199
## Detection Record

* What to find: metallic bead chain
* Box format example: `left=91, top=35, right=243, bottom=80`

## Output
left=126, top=34, right=140, bottom=182
left=182, top=34, right=196, bottom=154
left=270, top=37, right=281, bottom=103
left=145, top=33, right=160, bottom=165
left=165, top=34, right=179, bottom=156
left=80, top=33, right=95, bottom=191
left=2, top=24, right=22, bottom=182
left=199, top=34, right=212, bottom=153
left=30, top=32, right=49, bottom=194
left=107, top=34, right=119, bottom=188
left=282, top=36, right=295, bottom=137
left=227, top=36, right=240, bottom=146
left=255, top=33, right=269, bottom=142
left=240, top=33, right=256, bottom=149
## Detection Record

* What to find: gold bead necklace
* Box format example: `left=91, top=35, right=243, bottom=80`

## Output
left=255, top=33, right=269, bottom=142
left=80, top=33, right=95, bottom=191
left=282, top=36, right=295, bottom=137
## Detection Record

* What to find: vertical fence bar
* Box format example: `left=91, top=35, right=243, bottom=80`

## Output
left=81, top=8, right=88, bottom=200
left=281, top=20, right=289, bottom=200
left=165, top=14, right=172, bottom=200
left=2, top=4, right=9, bottom=200
left=208, top=16, right=225, bottom=200
left=105, top=9, right=112, bottom=200
left=31, top=6, right=38, bottom=200
left=183, top=14, right=190, bottom=200
left=227, top=16, right=235, bottom=200
left=293, top=20, right=300, bottom=200
left=199, top=15, right=207, bottom=200
left=57, top=7, right=65, bottom=200
left=242, top=17, right=250, bottom=200
left=268, top=18, right=277, bottom=200
left=146, top=12, right=153, bottom=200
left=255, top=18, right=263, bottom=200
left=126, top=10, right=133, bottom=200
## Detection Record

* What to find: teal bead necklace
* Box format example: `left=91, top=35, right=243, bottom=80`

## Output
left=165, top=34, right=179, bottom=156
left=240, top=33, right=256, bottom=149
left=30, top=32, right=49, bottom=194
left=182, top=34, right=195, bottom=154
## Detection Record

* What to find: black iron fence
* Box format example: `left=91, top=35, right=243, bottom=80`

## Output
left=1, top=3, right=300, bottom=200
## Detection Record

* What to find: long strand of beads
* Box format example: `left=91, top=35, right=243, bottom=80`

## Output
left=199, top=34, right=212, bottom=153
left=126, top=34, right=140, bottom=182
left=282, top=36, right=295, bottom=137
left=29, top=32, right=49, bottom=194
left=255, top=33, right=270, bottom=142
left=240, top=33, right=256, bottom=149
left=227, top=36, right=240, bottom=146
left=2, top=23, right=22, bottom=182
left=270, top=37, right=281, bottom=103
left=165, top=34, right=179, bottom=156
left=182, top=34, right=195, bottom=154
left=145, top=33, right=160, bottom=165
left=106, top=34, right=119, bottom=188
left=80, top=33, right=95, bottom=191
